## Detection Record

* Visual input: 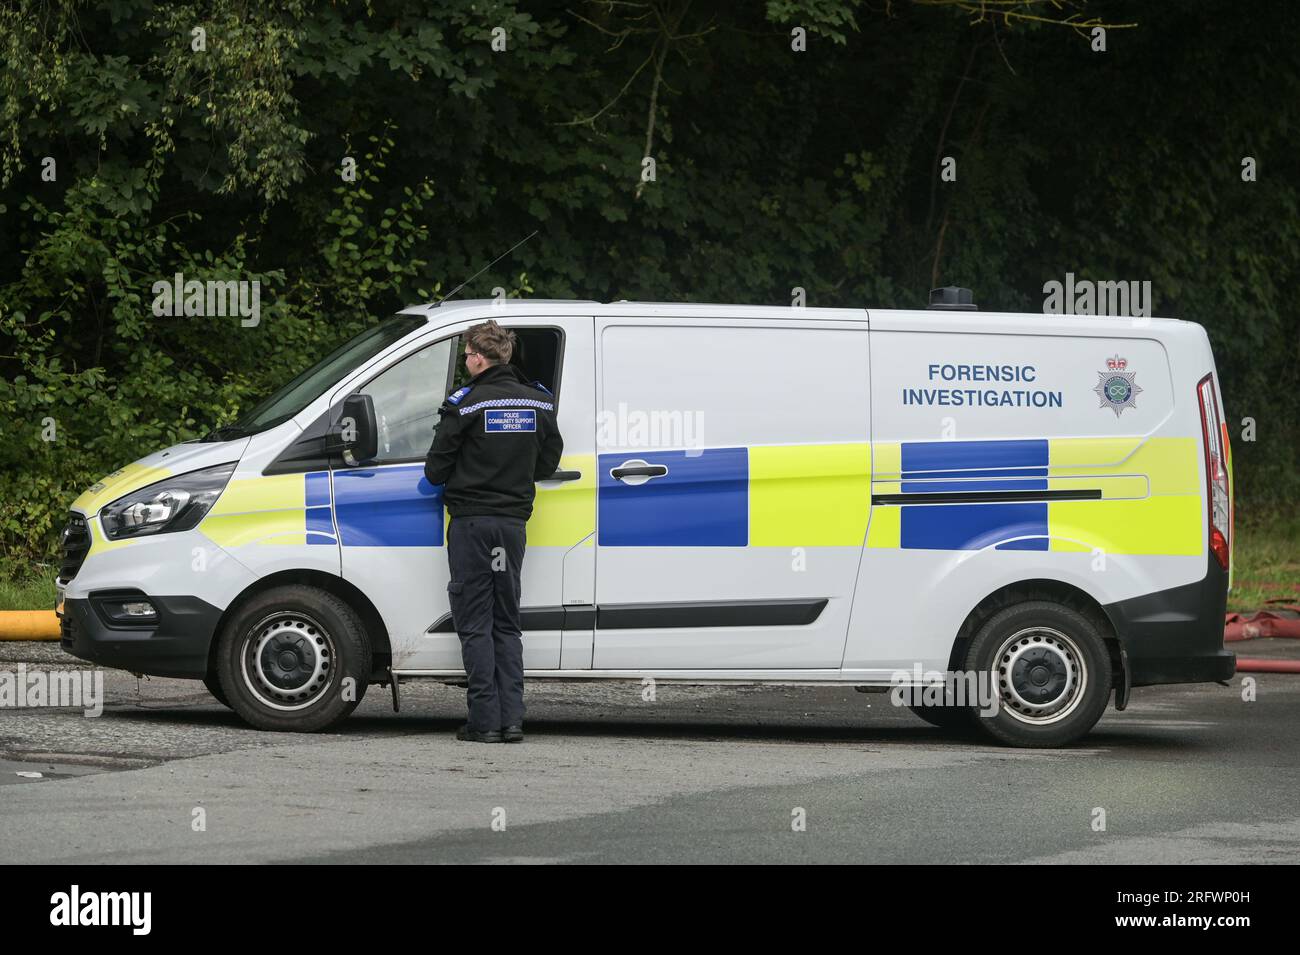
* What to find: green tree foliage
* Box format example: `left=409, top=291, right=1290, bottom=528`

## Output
left=0, top=0, right=1295, bottom=577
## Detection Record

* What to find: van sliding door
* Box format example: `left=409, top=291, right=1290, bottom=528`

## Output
left=592, top=317, right=871, bottom=671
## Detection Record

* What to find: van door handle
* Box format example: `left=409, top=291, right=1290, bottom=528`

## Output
left=610, top=461, right=668, bottom=483
left=539, top=469, right=582, bottom=483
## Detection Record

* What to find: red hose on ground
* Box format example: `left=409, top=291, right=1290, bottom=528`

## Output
left=1224, top=602, right=1300, bottom=642
left=1234, top=658, right=1300, bottom=674
left=1224, top=602, right=1300, bottom=672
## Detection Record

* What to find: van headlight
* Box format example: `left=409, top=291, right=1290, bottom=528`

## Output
left=100, top=463, right=237, bottom=541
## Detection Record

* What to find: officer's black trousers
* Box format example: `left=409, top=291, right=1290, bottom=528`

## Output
left=446, top=514, right=527, bottom=732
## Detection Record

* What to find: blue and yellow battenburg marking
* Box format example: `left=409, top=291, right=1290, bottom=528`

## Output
left=201, top=458, right=595, bottom=549
left=332, top=466, right=442, bottom=546
left=900, top=439, right=1050, bottom=551
left=201, top=472, right=332, bottom=548
left=867, top=436, right=1202, bottom=555
left=201, top=467, right=441, bottom=548
left=197, top=437, right=1200, bottom=556
left=1044, top=436, right=1200, bottom=556
left=599, top=448, right=748, bottom=546
left=305, top=471, right=334, bottom=544
left=597, top=444, right=872, bottom=547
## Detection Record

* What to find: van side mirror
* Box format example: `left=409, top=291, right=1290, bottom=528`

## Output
left=331, top=394, right=379, bottom=466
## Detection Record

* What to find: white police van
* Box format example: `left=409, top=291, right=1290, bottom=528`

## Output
left=56, top=290, right=1235, bottom=746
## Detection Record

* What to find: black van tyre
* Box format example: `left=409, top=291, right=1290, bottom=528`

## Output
left=216, top=584, right=371, bottom=732
left=907, top=700, right=977, bottom=732
left=964, top=600, right=1111, bottom=748
left=904, top=679, right=977, bottom=731
left=202, top=673, right=231, bottom=708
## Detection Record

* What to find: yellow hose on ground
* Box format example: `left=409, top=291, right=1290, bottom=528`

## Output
left=0, top=611, right=61, bottom=640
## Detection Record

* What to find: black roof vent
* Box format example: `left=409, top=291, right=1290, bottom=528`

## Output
left=927, top=287, right=977, bottom=310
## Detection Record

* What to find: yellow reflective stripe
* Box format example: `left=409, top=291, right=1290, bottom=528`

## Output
left=871, top=441, right=902, bottom=478
left=71, top=462, right=171, bottom=516
left=207, top=473, right=306, bottom=515
left=1093, top=475, right=1148, bottom=499
left=527, top=453, right=595, bottom=547
left=866, top=504, right=900, bottom=549
left=85, top=514, right=135, bottom=554
left=866, top=442, right=902, bottom=547
left=202, top=511, right=307, bottom=548
left=1047, top=437, right=1143, bottom=469
left=1047, top=474, right=1148, bottom=499
left=1136, top=438, right=1200, bottom=496
left=202, top=473, right=309, bottom=547
left=1049, top=437, right=1199, bottom=496
left=1048, top=496, right=1202, bottom=555
left=1047, top=438, right=1202, bottom=554
left=747, top=443, right=870, bottom=546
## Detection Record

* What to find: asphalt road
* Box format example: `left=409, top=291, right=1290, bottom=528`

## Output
left=2, top=640, right=1298, bottom=864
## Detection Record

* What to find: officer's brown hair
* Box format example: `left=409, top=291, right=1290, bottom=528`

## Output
left=464, top=320, right=516, bottom=365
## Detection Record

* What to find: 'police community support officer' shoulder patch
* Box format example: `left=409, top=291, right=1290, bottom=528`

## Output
left=445, top=384, right=472, bottom=406
left=484, top=409, right=537, bottom=432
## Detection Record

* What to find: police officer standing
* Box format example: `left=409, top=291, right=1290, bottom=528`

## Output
left=424, top=320, right=563, bottom=743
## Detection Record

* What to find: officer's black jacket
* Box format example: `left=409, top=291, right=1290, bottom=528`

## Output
left=423, top=363, right=564, bottom=520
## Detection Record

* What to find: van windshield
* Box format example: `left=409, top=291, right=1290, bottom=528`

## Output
left=210, top=315, right=426, bottom=439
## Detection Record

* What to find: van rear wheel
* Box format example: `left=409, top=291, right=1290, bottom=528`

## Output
left=964, top=600, right=1111, bottom=748
left=216, top=585, right=371, bottom=732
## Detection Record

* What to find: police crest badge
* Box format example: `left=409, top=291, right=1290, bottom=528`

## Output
left=1094, top=354, right=1142, bottom=417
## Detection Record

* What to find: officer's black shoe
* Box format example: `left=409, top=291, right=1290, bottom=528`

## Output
left=501, top=724, right=524, bottom=743
left=456, top=724, right=504, bottom=743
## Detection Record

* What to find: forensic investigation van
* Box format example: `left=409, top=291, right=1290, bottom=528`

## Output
left=56, top=290, right=1236, bottom=747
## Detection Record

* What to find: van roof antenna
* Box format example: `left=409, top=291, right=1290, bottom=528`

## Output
left=438, top=230, right=538, bottom=305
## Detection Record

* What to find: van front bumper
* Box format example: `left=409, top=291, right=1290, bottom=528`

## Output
left=60, top=593, right=222, bottom=679
left=1103, top=554, right=1235, bottom=688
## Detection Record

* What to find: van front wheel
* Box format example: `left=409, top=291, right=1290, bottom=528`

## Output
left=202, top=673, right=231, bottom=708
left=907, top=701, right=976, bottom=732
left=963, top=600, right=1111, bottom=748
left=216, top=585, right=371, bottom=732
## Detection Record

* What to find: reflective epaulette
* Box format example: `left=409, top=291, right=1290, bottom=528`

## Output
left=446, top=384, right=473, bottom=406
left=531, top=380, right=552, bottom=396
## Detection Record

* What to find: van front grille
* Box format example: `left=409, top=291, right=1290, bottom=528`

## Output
left=59, top=513, right=91, bottom=581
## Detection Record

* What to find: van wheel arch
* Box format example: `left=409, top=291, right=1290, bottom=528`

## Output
left=948, top=579, right=1124, bottom=693
left=208, top=570, right=392, bottom=685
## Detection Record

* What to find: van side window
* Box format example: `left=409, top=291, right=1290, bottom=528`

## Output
left=358, top=338, right=455, bottom=462
left=449, top=327, right=563, bottom=400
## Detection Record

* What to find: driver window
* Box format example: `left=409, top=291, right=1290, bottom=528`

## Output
left=449, top=327, right=562, bottom=398
left=357, top=337, right=454, bottom=463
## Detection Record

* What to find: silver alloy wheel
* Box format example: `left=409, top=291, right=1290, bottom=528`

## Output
left=239, top=611, right=336, bottom=711
left=991, top=626, right=1087, bottom=726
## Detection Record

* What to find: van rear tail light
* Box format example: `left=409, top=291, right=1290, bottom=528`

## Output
left=1197, top=375, right=1230, bottom=570
left=1221, top=417, right=1234, bottom=583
